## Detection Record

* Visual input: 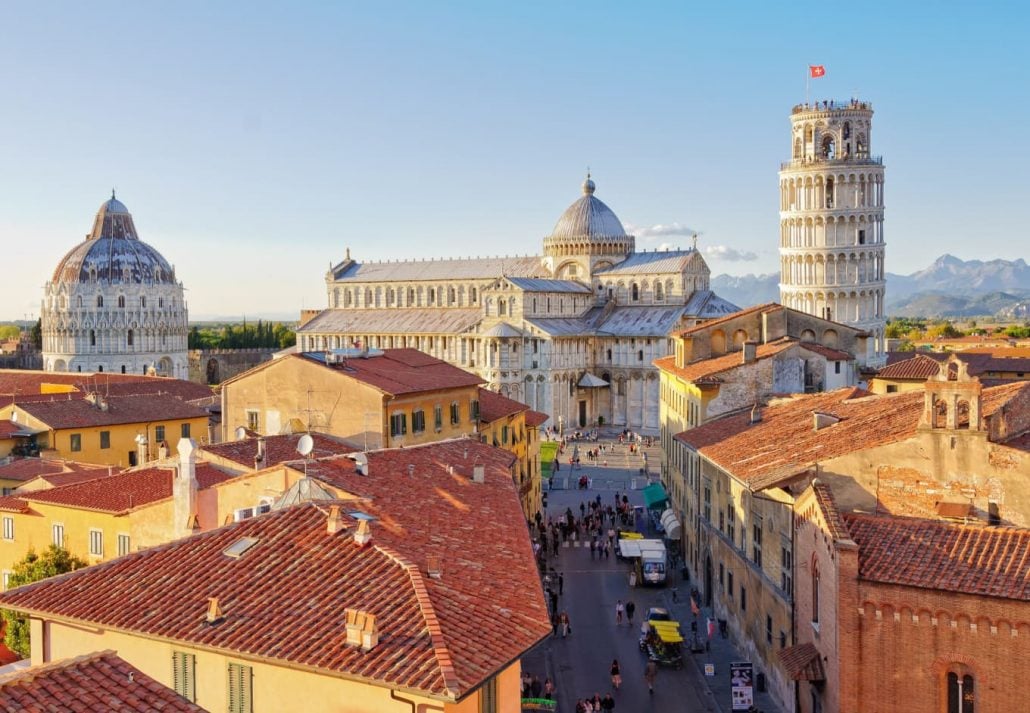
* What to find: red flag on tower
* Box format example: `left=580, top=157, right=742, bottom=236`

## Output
left=809, top=65, right=826, bottom=78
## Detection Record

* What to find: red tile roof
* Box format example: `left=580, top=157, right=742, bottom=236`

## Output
left=0, top=440, right=548, bottom=700
left=0, top=370, right=212, bottom=408
left=798, top=342, right=854, bottom=362
left=296, top=349, right=484, bottom=396
left=875, top=354, right=948, bottom=380
left=0, top=496, right=29, bottom=513
left=0, top=422, right=21, bottom=439
left=675, top=382, right=1030, bottom=489
left=525, top=410, right=549, bottom=428
left=478, top=388, right=529, bottom=423
left=0, top=651, right=204, bottom=712
left=12, top=393, right=209, bottom=430
left=0, top=458, right=108, bottom=484
left=201, top=432, right=355, bottom=469
left=654, top=338, right=799, bottom=384
left=17, top=462, right=233, bottom=514
left=811, top=481, right=851, bottom=542
left=844, top=513, right=1030, bottom=601
left=879, top=352, right=1030, bottom=382
left=777, top=642, right=826, bottom=681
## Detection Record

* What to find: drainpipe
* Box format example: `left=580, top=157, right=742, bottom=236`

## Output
left=389, top=690, right=445, bottom=713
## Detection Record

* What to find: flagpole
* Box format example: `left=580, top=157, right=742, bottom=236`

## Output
left=805, top=66, right=810, bottom=107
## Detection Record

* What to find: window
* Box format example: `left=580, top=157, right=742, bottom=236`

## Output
left=127, top=329, right=134, bottom=346
left=434, top=405, right=443, bottom=432
left=181, top=423, right=191, bottom=438
left=141, top=296, right=146, bottom=308
left=155, top=425, right=166, bottom=443
left=172, top=651, right=196, bottom=702
left=703, top=484, right=711, bottom=522
left=835, top=361, right=841, bottom=374
left=886, top=384, right=898, bottom=393
left=128, top=451, right=138, bottom=467
left=727, top=571, right=734, bottom=599
left=812, top=562, right=820, bottom=624
left=470, top=399, right=480, bottom=422
left=412, top=409, right=426, bottom=434
left=726, top=504, right=735, bottom=546
left=1, top=572, right=10, bottom=591
left=741, top=585, right=747, bottom=611
left=117, top=295, right=125, bottom=308
left=781, top=546, right=793, bottom=595
left=858, top=229, right=866, bottom=245
left=752, top=521, right=763, bottom=567
left=719, top=563, right=724, bottom=588
left=100, top=431, right=111, bottom=449
left=227, top=662, right=253, bottom=713
left=89, top=529, right=103, bottom=556
left=246, top=410, right=259, bottom=431
left=479, top=676, right=498, bottom=713
left=450, top=402, right=460, bottom=425
left=96, top=295, right=103, bottom=308
left=766, top=615, right=773, bottom=645
left=2, top=517, right=13, bottom=541
left=90, top=330, right=96, bottom=346
left=234, top=508, right=255, bottom=522
left=502, top=425, right=509, bottom=445
left=946, top=672, right=975, bottom=713
left=52, top=523, right=65, bottom=547
left=118, top=533, right=131, bottom=556
left=70, top=434, right=82, bottom=452
left=390, top=413, right=407, bottom=437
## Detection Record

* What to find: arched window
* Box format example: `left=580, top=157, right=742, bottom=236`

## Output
left=826, top=178, right=834, bottom=208
left=842, top=121, right=851, bottom=139
left=158, top=297, right=164, bottom=308
left=332, top=289, right=340, bottom=308
left=90, top=330, right=96, bottom=347
left=631, top=283, right=639, bottom=301
left=793, top=137, right=801, bottom=159
left=638, top=350, right=644, bottom=362
left=117, top=295, right=125, bottom=308
left=821, top=135, right=835, bottom=159
left=655, top=282, right=664, bottom=301
left=96, top=295, right=104, bottom=308
left=77, top=296, right=83, bottom=308
left=127, top=329, right=134, bottom=347
left=606, top=348, right=612, bottom=361
left=811, top=562, right=820, bottom=624
left=499, top=299, right=507, bottom=316
left=946, top=672, right=975, bottom=713
left=140, top=296, right=146, bottom=308
left=856, top=133, right=868, bottom=158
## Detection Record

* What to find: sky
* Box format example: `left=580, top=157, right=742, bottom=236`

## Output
left=1, top=1, right=1027, bottom=320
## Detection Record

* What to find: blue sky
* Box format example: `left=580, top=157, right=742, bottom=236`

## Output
left=1, top=1, right=1027, bottom=319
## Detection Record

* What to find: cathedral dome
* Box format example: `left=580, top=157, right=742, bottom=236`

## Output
left=51, top=193, right=176, bottom=285
left=548, top=175, right=630, bottom=241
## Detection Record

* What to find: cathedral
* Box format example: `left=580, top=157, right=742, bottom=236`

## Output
left=41, top=193, right=189, bottom=379
left=298, top=176, right=738, bottom=432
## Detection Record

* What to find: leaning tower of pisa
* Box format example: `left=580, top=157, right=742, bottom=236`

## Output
left=778, top=99, right=886, bottom=365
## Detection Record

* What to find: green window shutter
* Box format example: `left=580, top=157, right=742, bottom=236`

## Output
left=228, top=662, right=253, bottom=713
left=172, top=651, right=196, bottom=702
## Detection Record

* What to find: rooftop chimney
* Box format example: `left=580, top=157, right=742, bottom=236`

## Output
left=749, top=404, right=762, bottom=424
left=327, top=505, right=346, bottom=535
left=813, top=412, right=840, bottom=431
left=174, top=439, right=199, bottom=539
left=206, top=597, right=224, bottom=624
left=427, top=555, right=442, bottom=579
left=472, top=465, right=485, bottom=484
left=742, top=341, right=758, bottom=364
left=345, top=609, right=378, bottom=651
left=256, top=437, right=266, bottom=464
left=353, top=518, right=372, bottom=547
left=407, top=464, right=415, bottom=478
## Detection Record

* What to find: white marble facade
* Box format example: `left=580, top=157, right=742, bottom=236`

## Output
left=41, top=194, right=189, bottom=379
left=299, top=177, right=738, bottom=432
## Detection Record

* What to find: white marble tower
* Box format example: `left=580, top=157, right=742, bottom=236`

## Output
left=778, top=99, right=886, bottom=364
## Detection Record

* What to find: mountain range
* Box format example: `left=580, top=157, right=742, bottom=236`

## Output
left=711, top=255, right=1030, bottom=319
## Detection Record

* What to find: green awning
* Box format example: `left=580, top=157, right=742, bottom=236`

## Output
left=642, top=483, right=669, bottom=510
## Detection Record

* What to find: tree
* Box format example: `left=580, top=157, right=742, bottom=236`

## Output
left=1, top=546, right=86, bottom=657
left=30, top=319, right=42, bottom=350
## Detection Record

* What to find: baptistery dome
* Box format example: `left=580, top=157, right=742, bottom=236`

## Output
left=51, top=195, right=177, bottom=285
left=549, top=175, right=630, bottom=241
left=41, top=193, right=189, bottom=379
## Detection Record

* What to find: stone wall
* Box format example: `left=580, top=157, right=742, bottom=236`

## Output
left=188, top=349, right=277, bottom=385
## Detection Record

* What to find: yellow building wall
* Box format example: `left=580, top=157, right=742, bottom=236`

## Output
left=0, top=437, right=15, bottom=460
left=34, top=617, right=524, bottom=713
left=482, top=411, right=538, bottom=517
left=385, top=388, right=481, bottom=448
left=867, top=378, right=926, bottom=395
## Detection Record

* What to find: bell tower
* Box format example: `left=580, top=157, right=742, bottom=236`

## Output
left=778, top=99, right=886, bottom=365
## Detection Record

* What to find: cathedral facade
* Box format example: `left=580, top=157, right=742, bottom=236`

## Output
left=298, top=177, right=738, bottom=432
left=41, top=194, right=189, bottom=379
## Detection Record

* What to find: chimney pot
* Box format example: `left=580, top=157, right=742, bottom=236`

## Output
left=353, top=518, right=372, bottom=546
left=206, top=597, right=224, bottom=624
left=472, top=465, right=485, bottom=483
left=345, top=608, right=378, bottom=651
left=427, top=555, right=442, bottom=579
left=327, top=505, right=346, bottom=534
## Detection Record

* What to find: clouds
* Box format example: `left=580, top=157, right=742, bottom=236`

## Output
left=625, top=221, right=698, bottom=240
left=703, top=245, right=758, bottom=262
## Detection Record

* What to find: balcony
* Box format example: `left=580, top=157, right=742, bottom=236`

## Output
left=791, top=99, right=873, bottom=114
left=780, top=155, right=883, bottom=170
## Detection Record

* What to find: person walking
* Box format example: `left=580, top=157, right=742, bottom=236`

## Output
left=609, top=659, right=622, bottom=690
left=615, top=599, right=625, bottom=625
left=625, top=600, right=635, bottom=625
left=560, top=611, right=570, bottom=638
left=600, top=693, right=615, bottom=711
left=644, top=659, right=657, bottom=693
left=543, top=677, right=555, bottom=700
left=558, top=572, right=564, bottom=595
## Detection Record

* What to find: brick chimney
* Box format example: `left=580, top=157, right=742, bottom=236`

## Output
left=472, top=465, right=485, bottom=484
left=327, top=505, right=346, bottom=535
left=206, top=597, right=224, bottom=624
left=175, top=438, right=199, bottom=539
left=353, top=519, right=372, bottom=547
left=345, top=609, right=378, bottom=651
left=742, top=341, right=758, bottom=364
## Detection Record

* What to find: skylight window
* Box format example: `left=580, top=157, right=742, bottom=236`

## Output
left=222, top=537, right=259, bottom=559
left=348, top=511, right=377, bottom=521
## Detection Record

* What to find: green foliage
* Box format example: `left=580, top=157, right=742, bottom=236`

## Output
left=1004, top=325, right=1030, bottom=339
left=896, top=341, right=916, bottom=352
left=30, top=319, right=42, bottom=350
left=0, top=325, right=20, bottom=341
left=2, top=546, right=87, bottom=657
left=925, top=321, right=962, bottom=339
left=188, top=320, right=296, bottom=350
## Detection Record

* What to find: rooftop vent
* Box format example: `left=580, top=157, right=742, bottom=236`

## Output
left=472, top=465, right=485, bottom=484
left=813, top=412, right=840, bottom=431
left=206, top=597, right=224, bottom=624
left=742, top=341, right=757, bottom=364
left=407, top=464, right=415, bottom=478
left=222, top=536, right=259, bottom=559
left=749, top=404, right=762, bottom=425
left=348, top=453, right=368, bottom=476
left=353, top=518, right=372, bottom=547
left=345, top=609, right=378, bottom=651
left=327, top=505, right=346, bottom=535
left=427, top=555, right=442, bottom=579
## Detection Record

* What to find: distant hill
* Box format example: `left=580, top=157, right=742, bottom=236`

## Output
left=711, top=255, right=1030, bottom=318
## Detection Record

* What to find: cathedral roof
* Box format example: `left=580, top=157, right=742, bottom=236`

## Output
left=50, top=193, right=177, bottom=285
left=333, top=256, right=547, bottom=283
left=548, top=176, right=630, bottom=242
left=595, top=248, right=703, bottom=276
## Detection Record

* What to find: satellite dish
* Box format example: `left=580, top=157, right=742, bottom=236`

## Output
left=297, top=434, right=314, bottom=457
left=234, top=426, right=247, bottom=440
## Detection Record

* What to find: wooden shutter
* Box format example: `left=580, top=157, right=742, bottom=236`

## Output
left=228, top=663, right=253, bottom=713
left=172, top=651, right=195, bottom=702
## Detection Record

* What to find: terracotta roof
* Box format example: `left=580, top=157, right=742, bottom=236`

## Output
left=17, top=462, right=233, bottom=514
left=201, top=432, right=355, bottom=469
left=777, top=642, right=826, bottom=681
left=844, top=513, right=1030, bottom=600
left=0, top=422, right=21, bottom=439
left=811, top=481, right=851, bottom=542
left=12, top=393, right=209, bottom=430
left=964, top=347, right=1030, bottom=359
left=0, top=370, right=212, bottom=408
left=875, top=353, right=948, bottom=380
left=0, top=458, right=71, bottom=483
left=654, top=338, right=799, bottom=384
left=798, top=342, right=854, bottom=361
left=478, top=388, right=529, bottom=423
left=675, top=382, right=1030, bottom=489
left=284, top=350, right=484, bottom=396
left=677, top=303, right=780, bottom=336
left=0, top=439, right=548, bottom=700
left=525, top=410, right=549, bottom=428
left=0, top=496, right=29, bottom=513
left=0, top=650, right=205, bottom=712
